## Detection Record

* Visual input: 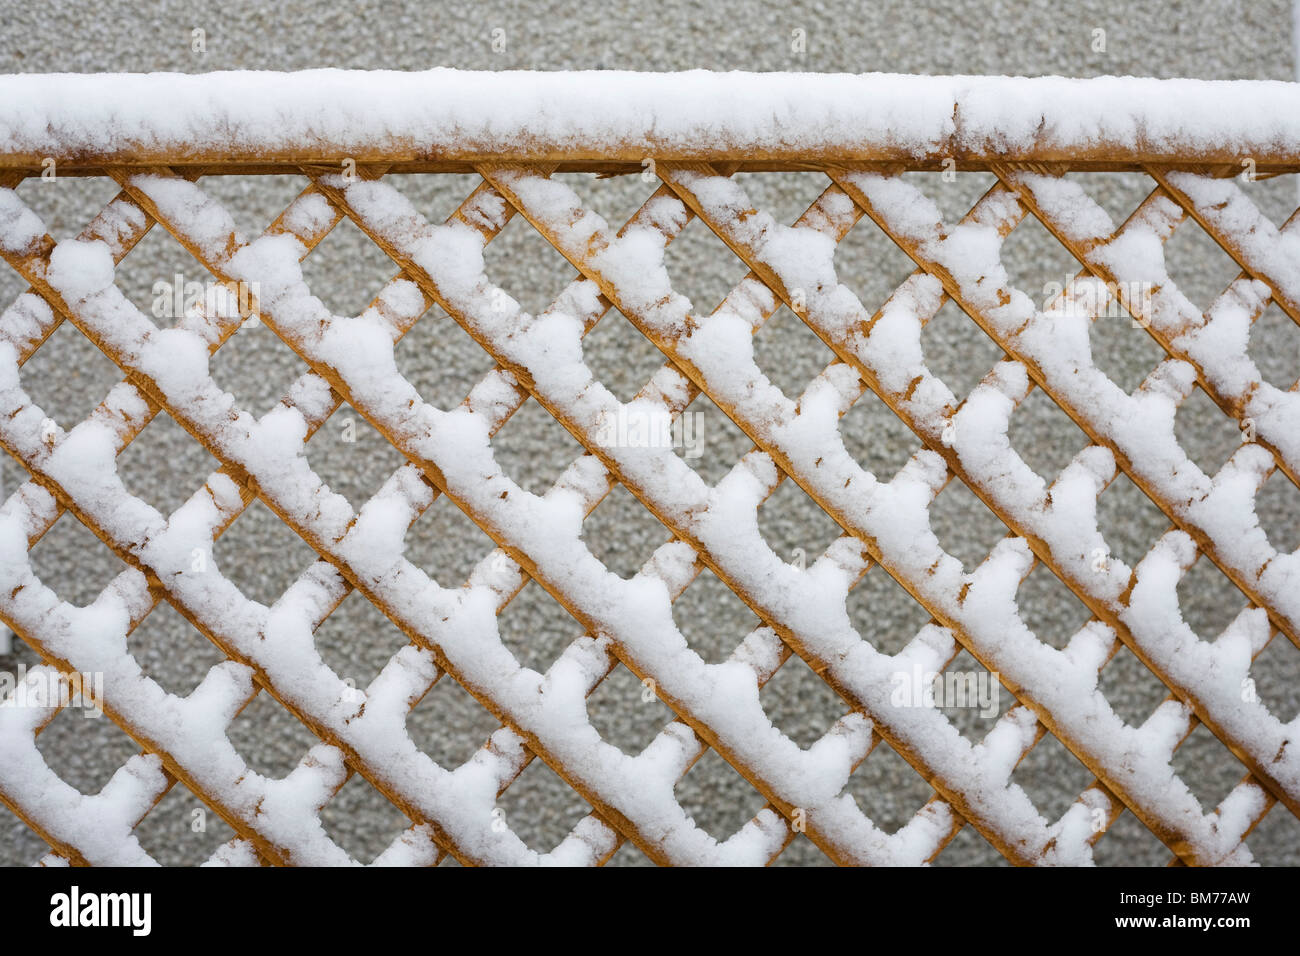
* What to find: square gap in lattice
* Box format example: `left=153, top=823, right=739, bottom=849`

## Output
left=487, top=397, right=590, bottom=497
left=126, top=599, right=227, bottom=699
left=1172, top=385, right=1245, bottom=478
left=403, top=490, right=501, bottom=589
left=755, top=476, right=841, bottom=572
left=0, top=627, right=40, bottom=671
left=1014, top=560, right=1096, bottom=651
left=838, top=740, right=935, bottom=838
left=1253, top=464, right=1300, bottom=556
left=919, top=297, right=1004, bottom=404
left=831, top=206, right=919, bottom=311
left=995, top=209, right=1083, bottom=309
left=318, top=771, right=413, bottom=865
left=210, top=496, right=319, bottom=608
left=12, top=175, right=123, bottom=244
left=1246, top=792, right=1300, bottom=865
left=661, top=213, right=750, bottom=318
left=1007, top=729, right=1094, bottom=825
left=577, top=305, right=671, bottom=405
left=403, top=489, right=499, bottom=587
left=33, top=701, right=140, bottom=795
left=18, top=317, right=124, bottom=429
left=752, top=303, right=840, bottom=403
left=480, top=209, right=582, bottom=318
left=1159, top=212, right=1246, bottom=316
left=768, top=833, right=834, bottom=867
left=1249, top=630, right=1300, bottom=725
left=928, top=480, right=1009, bottom=575
left=197, top=174, right=314, bottom=243
left=206, top=313, right=311, bottom=421
left=494, top=757, right=591, bottom=854
left=932, top=649, right=1012, bottom=743
left=109, top=215, right=217, bottom=326
left=310, top=589, right=410, bottom=701
left=1006, top=377, right=1091, bottom=485
left=1175, top=555, right=1250, bottom=642
left=132, top=780, right=238, bottom=866
left=585, top=662, right=676, bottom=758
left=1095, top=644, right=1175, bottom=729
left=1093, top=470, right=1171, bottom=574
left=897, top=170, right=998, bottom=229
left=670, top=391, right=752, bottom=489
left=388, top=172, right=491, bottom=232
left=603, top=837, right=652, bottom=867
left=727, top=171, right=836, bottom=232
left=302, top=403, right=408, bottom=514
left=115, top=406, right=222, bottom=519
left=1090, top=806, right=1173, bottom=866
left=1087, top=309, right=1167, bottom=396
left=405, top=671, right=501, bottom=772
left=1169, top=723, right=1251, bottom=816
left=1060, top=171, right=1156, bottom=232
left=298, top=214, right=403, bottom=318
left=390, top=304, right=498, bottom=414
left=1236, top=172, right=1300, bottom=227
left=580, top=482, right=671, bottom=581
left=757, top=651, right=848, bottom=749
left=0, top=251, right=25, bottom=309
left=1245, top=303, right=1300, bottom=391
left=836, top=385, right=921, bottom=485
left=672, top=747, right=769, bottom=845
left=224, top=690, right=321, bottom=781
left=671, top=565, right=759, bottom=665
left=496, top=578, right=583, bottom=675
left=27, top=511, right=129, bottom=609
left=845, top=565, right=932, bottom=657
left=931, top=818, right=1010, bottom=867
left=0, top=445, right=28, bottom=514
left=550, top=171, right=664, bottom=237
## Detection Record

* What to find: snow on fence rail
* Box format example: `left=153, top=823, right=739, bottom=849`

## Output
left=0, top=70, right=1296, bottom=866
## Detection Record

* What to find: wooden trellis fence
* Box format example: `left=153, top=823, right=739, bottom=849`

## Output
left=0, top=72, right=1297, bottom=865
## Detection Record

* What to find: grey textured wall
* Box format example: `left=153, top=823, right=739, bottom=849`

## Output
left=0, top=0, right=1297, bottom=866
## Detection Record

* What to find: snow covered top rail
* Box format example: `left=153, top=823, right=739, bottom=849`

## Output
left=2, top=69, right=1300, bottom=172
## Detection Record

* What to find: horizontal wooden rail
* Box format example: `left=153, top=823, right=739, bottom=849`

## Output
left=2, top=72, right=1300, bottom=171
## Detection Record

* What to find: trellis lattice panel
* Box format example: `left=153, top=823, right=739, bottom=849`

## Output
left=0, top=71, right=1298, bottom=867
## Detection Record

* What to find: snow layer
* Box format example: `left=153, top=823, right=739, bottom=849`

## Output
left=2, top=71, right=1300, bottom=165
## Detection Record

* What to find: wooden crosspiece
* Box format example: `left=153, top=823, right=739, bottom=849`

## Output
left=0, top=73, right=1297, bottom=866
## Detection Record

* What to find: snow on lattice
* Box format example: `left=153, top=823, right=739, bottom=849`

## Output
left=0, top=73, right=1296, bottom=866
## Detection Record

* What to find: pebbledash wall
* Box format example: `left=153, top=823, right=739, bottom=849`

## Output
left=0, top=0, right=1296, bottom=865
